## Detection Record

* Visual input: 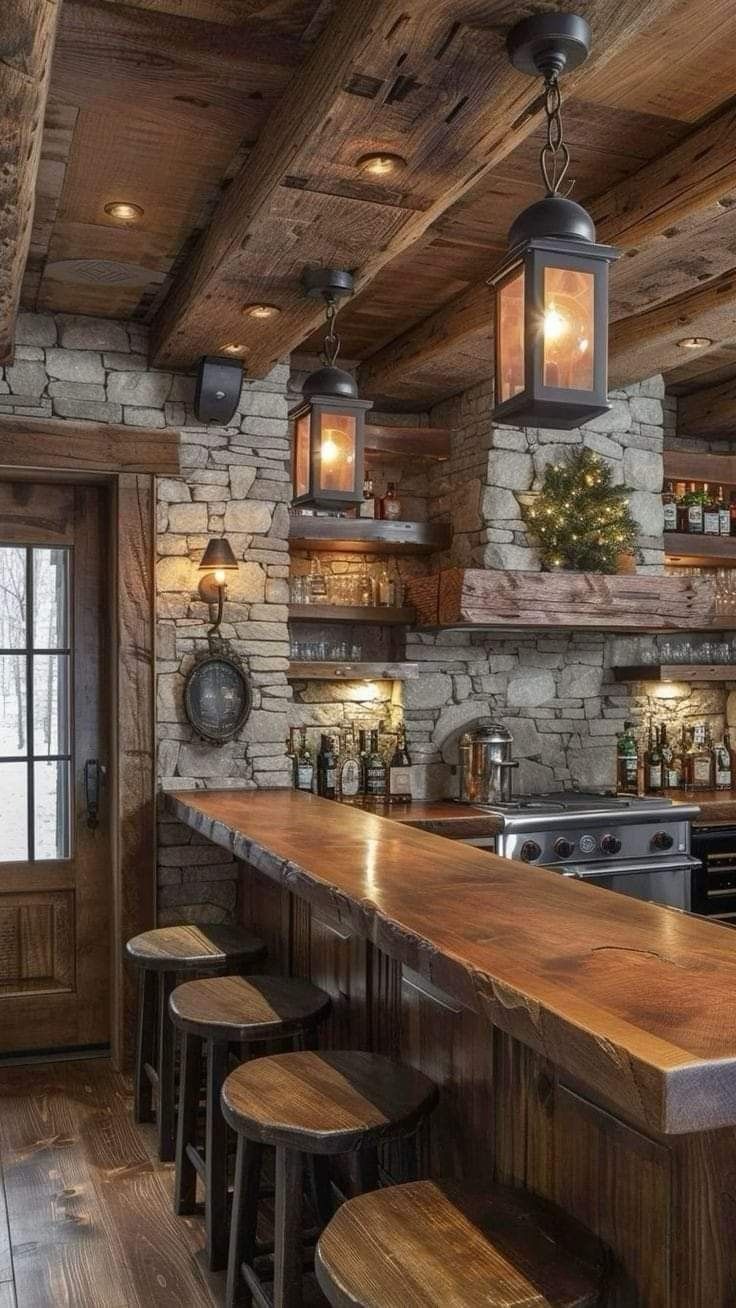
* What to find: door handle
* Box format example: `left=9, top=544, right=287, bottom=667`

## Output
left=84, top=759, right=105, bottom=830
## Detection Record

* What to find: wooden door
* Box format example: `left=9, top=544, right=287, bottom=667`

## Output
left=0, top=481, right=110, bottom=1054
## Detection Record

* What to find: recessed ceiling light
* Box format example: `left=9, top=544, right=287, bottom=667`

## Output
left=356, top=152, right=407, bottom=178
left=222, top=343, right=246, bottom=355
left=104, top=201, right=144, bottom=222
left=242, top=303, right=281, bottom=320
left=677, top=336, right=713, bottom=349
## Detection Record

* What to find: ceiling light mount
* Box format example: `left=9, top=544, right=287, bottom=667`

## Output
left=506, top=12, right=592, bottom=80
left=104, top=201, right=144, bottom=223
left=242, top=303, right=281, bottom=319
left=677, top=336, right=714, bottom=349
left=301, top=267, right=354, bottom=301
left=356, top=152, right=407, bottom=178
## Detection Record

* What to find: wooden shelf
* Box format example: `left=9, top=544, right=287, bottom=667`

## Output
left=664, top=450, right=736, bottom=489
left=613, top=664, right=736, bottom=682
left=364, top=423, right=449, bottom=463
left=287, top=661, right=418, bottom=680
left=405, top=567, right=716, bottom=632
left=665, top=532, right=736, bottom=564
left=289, top=517, right=450, bottom=555
left=288, top=604, right=415, bottom=624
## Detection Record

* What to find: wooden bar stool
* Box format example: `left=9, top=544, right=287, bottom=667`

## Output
left=221, top=1049, right=439, bottom=1308
left=126, top=923, right=266, bottom=1162
left=315, top=1179, right=607, bottom=1307
left=169, top=973, right=332, bottom=1272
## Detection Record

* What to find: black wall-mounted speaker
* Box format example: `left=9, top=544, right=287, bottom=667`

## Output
left=193, top=355, right=243, bottom=424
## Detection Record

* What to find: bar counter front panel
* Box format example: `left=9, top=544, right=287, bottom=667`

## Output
left=169, top=788, right=736, bottom=1307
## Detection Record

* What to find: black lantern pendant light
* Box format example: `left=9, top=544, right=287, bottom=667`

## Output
left=290, top=268, right=372, bottom=510
left=489, top=14, right=619, bottom=430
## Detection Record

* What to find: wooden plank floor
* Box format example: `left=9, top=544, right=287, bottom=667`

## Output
left=0, top=1059, right=220, bottom=1308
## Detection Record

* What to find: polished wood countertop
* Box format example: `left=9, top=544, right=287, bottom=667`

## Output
left=170, top=788, right=736, bottom=1136
left=348, top=800, right=502, bottom=839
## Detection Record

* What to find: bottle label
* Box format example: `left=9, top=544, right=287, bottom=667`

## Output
left=693, top=757, right=711, bottom=784
left=688, top=504, right=703, bottom=531
left=297, top=763, right=313, bottom=789
left=662, top=502, right=677, bottom=531
left=340, top=759, right=361, bottom=797
left=389, top=767, right=412, bottom=798
left=649, top=765, right=661, bottom=788
left=720, top=509, right=731, bottom=535
left=383, top=500, right=401, bottom=520
left=704, top=509, right=720, bottom=535
left=325, top=766, right=336, bottom=788
left=366, top=765, right=386, bottom=795
left=623, top=756, right=637, bottom=781
left=666, top=767, right=680, bottom=788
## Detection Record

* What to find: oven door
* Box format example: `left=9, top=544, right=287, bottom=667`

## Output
left=559, top=857, right=697, bottom=911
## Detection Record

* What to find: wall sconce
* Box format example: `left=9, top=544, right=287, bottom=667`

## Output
left=489, top=14, right=618, bottom=430
left=290, top=268, right=372, bottom=510
left=198, top=537, right=238, bottom=634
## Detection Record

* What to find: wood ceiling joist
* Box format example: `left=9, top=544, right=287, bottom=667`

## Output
left=609, top=267, right=736, bottom=388
left=676, top=373, right=736, bottom=441
left=357, top=95, right=736, bottom=400
left=150, top=0, right=682, bottom=375
left=0, top=0, right=62, bottom=363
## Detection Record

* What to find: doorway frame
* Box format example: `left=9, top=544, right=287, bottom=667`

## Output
left=0, top=417, right=180, bottom=1068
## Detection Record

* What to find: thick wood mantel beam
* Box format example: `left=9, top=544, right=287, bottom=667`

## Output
left=0, top=414, right=181, bottom=475
left=358, top=96, right=736, bottom=400
left=0, top=0, right=61, bottom=364
left=150, top=0, right=681, bottom=374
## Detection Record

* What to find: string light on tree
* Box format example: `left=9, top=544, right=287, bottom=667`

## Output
left=522, top=447, right=638, bottom=573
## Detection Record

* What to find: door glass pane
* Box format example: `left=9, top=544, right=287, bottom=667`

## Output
left=497, top=265, right=525, bottom=403
left=33, top=654, right=70, bottom=755
left=34, top=760, right=71, bottom=860
left=0, top=655, right=26, bottom=756
left=543, top=266, right=594, bottom=391
left=0, top=546, right=26, bottom=649
left=33, top=548, right=69, bottom=649
left=0, top=763, right=28, bottom=861
left=318, top=413, right=356, bottom=494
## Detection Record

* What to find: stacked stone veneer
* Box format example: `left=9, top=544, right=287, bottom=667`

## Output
left=430, top=375, right=666, bottom=572
left=2, top=310, right=293, bottom=925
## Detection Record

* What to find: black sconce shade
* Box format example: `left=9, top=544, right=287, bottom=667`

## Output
left=199, top=538, right=238, bottom=572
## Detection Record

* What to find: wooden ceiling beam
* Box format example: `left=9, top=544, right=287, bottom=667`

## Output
left=676, top=373, right=736, bottom=441
left=150, top=0, right=681, bottom=374
left=0, top=0, right=62, bottom=363
left=609, top=267, right=736, bottom=388
left=357, top=95, right=736, bottom=400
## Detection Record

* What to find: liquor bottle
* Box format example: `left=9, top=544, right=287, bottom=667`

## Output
left=359, top=472, right=376, bottom=519
left=647, top=724, right=663, bottom=793
left=718, top=486, right=731, bottom=536
left=662, top=481, right=678, bottom=533
left=714, top=732, right=732, bottom=791
left=316, top=734, right=337, bottom=799
left=675, top=482, right=689, bottom=533
left=388, top=725, right=412, bottom=804
left=380, top=482, right=402, bottom=521
left=365, top=729, right=387, bottom=799
left=293, top=729, right=314, bottom=792
left=338, top=730, right=362, bottom=801
left=685, top=482, right=704, bottom=533
left=660, top=723, right=680, bottom=790
left=704, top=485, right=720, bottom=535
left=686, top=726, right=713, bottom=790
left=730, top=492, right=736, bottom=537
left=616, top=721, right=639, bottom=795
left=357, top=728, right=369, bottom=794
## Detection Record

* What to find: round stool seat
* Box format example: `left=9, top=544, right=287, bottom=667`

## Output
left=169, top=973, right=331, bottom=1041
left=221, top=1049, right=438, bottom=1155
left=125, top=923, right=265, bottom=972
left=315, top=1180, right=604, bottom=1308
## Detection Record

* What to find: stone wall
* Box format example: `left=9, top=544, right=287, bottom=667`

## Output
left=1, top=311, right=293, bottom=925
left=430, top=375, right=665, bottom=572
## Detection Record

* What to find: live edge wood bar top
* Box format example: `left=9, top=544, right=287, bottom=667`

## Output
left=170, top=789, right=736, bottom=1138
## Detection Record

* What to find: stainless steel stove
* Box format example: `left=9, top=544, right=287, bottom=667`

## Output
left=462, top=791, right=701, bottom=910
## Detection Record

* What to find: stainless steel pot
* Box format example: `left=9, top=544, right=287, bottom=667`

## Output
left=458, top=720, right=518, bottom=805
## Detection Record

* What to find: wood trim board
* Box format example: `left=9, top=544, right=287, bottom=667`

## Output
left=0, top=415, right=181, bottom=476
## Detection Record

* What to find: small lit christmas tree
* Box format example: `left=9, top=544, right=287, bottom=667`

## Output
left=522, top=447, right=638, bottom=573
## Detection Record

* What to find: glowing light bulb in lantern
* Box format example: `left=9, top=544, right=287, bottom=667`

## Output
left=544, top=303, right=568, bottom=341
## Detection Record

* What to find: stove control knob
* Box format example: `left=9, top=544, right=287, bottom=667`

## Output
left=652, top=830, right=674, bottom=851
left=519, top=840, right=542, bottom=863
left=600, top=834, right=622, bottom=856
left=579, top=834, right=597, bottom=855
left=553, top=836, right=574, bottom=860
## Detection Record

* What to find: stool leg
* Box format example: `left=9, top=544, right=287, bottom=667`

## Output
left=205, top=1039, right=230, bottom=1271
left=226, top=1136, right=263, bottom=1308
left=273, top=1147, right=303, bottom=1308
left=174, top=1031, right=203, bottom=1215
left=308, top=1156, right=333, bottom=1226
left=157, top=971, right=177, bottom=1163
left=356, top=1147, right=379, bottom=1194
left=134, top=968, right=156, bottom=1124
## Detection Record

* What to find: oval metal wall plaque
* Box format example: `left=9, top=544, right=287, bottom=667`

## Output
left=184, top=650, right=252, bottom=745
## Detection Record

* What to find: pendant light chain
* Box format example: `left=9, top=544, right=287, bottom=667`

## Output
left=539, top=75, right=572, bottom=197
left=322, top=295, right=341, bottom=367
